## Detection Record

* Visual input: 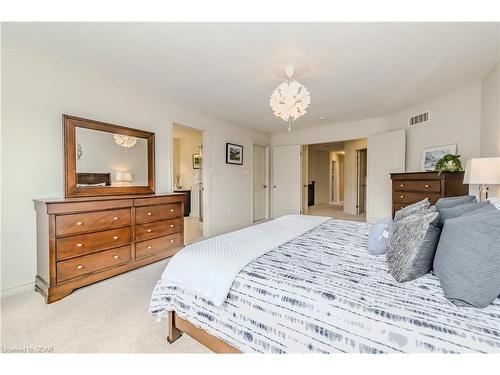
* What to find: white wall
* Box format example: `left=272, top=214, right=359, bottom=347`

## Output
left=387, top=82, right=482, bottom=173
left=480, top=61, right=500, bottom=197
left=1, top=37, right=269, bottom=293
left=273, top=83, right=482, bottom=174
left=272, top=83, right=484, bottom=200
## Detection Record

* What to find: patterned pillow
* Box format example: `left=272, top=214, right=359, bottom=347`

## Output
left=387, top=209, right=441, bottom=282
left=394, top=198, right=430, bottom=221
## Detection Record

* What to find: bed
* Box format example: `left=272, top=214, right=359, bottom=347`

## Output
left=150, top=216, right=500, bottom=353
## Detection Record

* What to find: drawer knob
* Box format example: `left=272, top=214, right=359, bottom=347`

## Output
left=425, top=184, right=430, bottom=188
left=76, top=264, right=84, bottom=270
left=113, top=236, right=119, bottom=240
left=113, top=255, right=119, bottom=259
left=76, top=222, right=83, bottom=226
left=170, top=239, right=175, bottom=243
left=76, top=243, right=83, bottom=247
left=400, top=195, right=404, bottom=198
left=147, top=212, right=152, bottom=216
left=400, top=184, right=404, bottom=187
left=147, top=245, right=152, bottom=249
left=170, top=209, right=174, bottom=212
left=170, top=224, right=174, bottom=228
left=113, top=216, right=119, bottom=220
left=147, top=229, right=152, bottom=233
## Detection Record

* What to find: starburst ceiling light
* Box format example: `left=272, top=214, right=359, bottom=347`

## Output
left=270, top=65, right=311, bottom=132
left=113, top=134, right=138, bottom=148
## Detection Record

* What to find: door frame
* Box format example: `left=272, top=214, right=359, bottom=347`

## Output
left=250, top=143, right=270, bottom=222
left=170, top=122, right=210, bottom=237
left=356, top=148, right=367, bottom=215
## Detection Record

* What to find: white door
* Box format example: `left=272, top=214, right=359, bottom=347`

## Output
left=272, top=145, right=301, bottom=218
left=367, top=129, right=406, bottom=223
left=253, top=144, right=267, bottom=222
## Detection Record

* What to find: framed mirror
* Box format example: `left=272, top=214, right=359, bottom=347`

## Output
left=63, top=115, right=155, bottom=197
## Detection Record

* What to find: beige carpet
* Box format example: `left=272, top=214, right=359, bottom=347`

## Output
left=1, top=259, right=209, bottom=353
left=307, top=203, right=366, bottom=222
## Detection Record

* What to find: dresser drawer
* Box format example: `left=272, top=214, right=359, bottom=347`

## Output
left=56, top=227, right=131, bottom=260
left=135, top=233, right=183, bottom=259
left=56, top=245, right=131, bottom=283
left=393, top=192, right=441, bottom=205
left=136, top=218, right=182, bottom=241
left=394, top=180, right=441, bottom=193
left=135, top=204, right=182, bottom=224
left=56, top=208, right=131, bottom=236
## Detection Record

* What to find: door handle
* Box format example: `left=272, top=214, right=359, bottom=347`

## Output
left=263, top=185, right=268, bottom=188
left=273, top=185, right=277, bottom=189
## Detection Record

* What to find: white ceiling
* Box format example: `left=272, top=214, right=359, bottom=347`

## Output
left=5, top=22, right=499, bottom=133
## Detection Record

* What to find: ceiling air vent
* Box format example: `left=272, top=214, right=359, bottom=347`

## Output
left=408, top=111, right=429, bottom=126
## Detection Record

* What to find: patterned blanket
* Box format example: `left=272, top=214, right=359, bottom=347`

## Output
left=149, top=219, right=500, bottom=353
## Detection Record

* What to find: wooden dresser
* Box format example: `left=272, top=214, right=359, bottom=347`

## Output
left=34, top=194, right=185, bottom=303
left=390, top=171, right=469, bottom=216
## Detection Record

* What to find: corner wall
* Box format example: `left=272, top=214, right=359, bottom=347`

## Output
left=480, top=61, right=500, bottom=197
left=1, top=36, right=269, bottom=294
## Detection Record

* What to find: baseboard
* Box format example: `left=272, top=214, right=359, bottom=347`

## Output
left=1, top=281, right=34, bottom=299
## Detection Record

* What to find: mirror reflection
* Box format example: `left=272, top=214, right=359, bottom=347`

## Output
left=75, top=127, right=148, bottom=187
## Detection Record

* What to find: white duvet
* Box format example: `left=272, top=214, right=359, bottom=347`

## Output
left=160, top=214, right=329, bottom=306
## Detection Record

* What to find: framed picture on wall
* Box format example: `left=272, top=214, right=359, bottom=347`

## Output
left=226, top=143, right=243, bottom=165
left=420, top=144, right=457, bottom=171
left=192, top=153, right=201, bottom=169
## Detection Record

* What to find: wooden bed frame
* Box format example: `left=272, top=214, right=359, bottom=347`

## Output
left=167, top=311, right=240, bottom=353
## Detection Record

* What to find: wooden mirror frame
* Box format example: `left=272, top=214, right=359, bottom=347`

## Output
left=63, top=115, right=155, bottom=197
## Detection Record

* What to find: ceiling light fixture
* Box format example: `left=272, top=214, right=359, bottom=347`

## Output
left=270, top=65, right=311, bottom=132
left=113, top=134, right=138, bottom=148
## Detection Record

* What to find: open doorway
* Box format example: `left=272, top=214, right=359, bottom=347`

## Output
left=302, top=139, right=366, bottom=222
left=173, top=124, right=204, bottom=244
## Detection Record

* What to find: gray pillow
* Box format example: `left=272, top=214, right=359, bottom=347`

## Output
left=435, top=195, right=476, bottom=210
left=368, top=217, right=392, bottom=255
left=387, top=210, right=441, bottom=282
left=438, top=200, right=491, bottom=224
left=433, top=210, right=500, bottom=308
left=394, top=198, right=430, bottom=221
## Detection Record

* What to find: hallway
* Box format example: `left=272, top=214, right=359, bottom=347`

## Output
left=307, top=202, right=366, bottom=222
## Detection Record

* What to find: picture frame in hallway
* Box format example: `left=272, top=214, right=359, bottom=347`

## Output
left=192, top=153, right=201, bottom=169
left=420, top=144, right=457, bottom=171
left=226, top=143, right=243, bottom=165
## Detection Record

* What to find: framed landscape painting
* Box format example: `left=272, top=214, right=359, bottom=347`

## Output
left=420, top=144, right=457, bottom=171
left=226, top=143, right=243, bottom=165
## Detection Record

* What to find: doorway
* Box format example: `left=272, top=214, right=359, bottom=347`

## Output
left=302, top=140, right=365, bottom=222
left=356, top=148, right=367, bottom=215
left=172, top=124, right=205, bottom=244
left=252, top=144, right=269, bottom=222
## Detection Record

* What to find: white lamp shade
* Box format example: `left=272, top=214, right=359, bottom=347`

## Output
left=115, top=171, right=133, bottom=182
left=463, top=157, right=500, bottom=184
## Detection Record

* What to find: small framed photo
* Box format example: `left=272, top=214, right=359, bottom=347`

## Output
left=226, top=143, right=243, bottom=165
left=192, top=153, right=201, bottom=169
left=420, top=144, right=457, bottom=171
